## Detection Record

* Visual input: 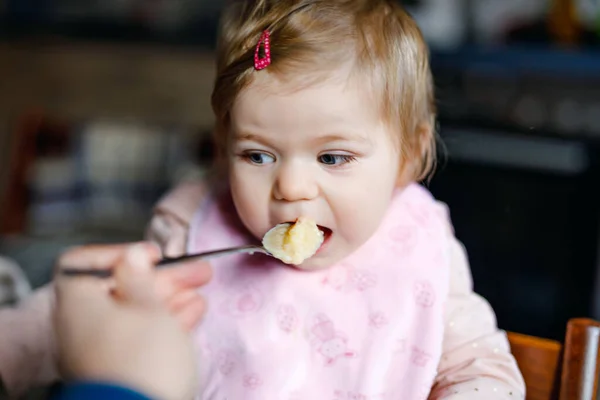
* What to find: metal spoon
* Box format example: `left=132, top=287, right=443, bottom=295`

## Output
left=60, top=245, right=272, bottom=278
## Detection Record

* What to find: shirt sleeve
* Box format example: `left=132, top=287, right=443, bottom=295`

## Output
left=429, top=228, right=526, bottom=399
left=145, top=180, right=209, bottom=257
left=50, top=382, right=153, bottom=400
left=0, top=284, right=59, bottom=398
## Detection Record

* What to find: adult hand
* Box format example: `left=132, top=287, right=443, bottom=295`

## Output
left=54, top=243, right=211, bottom=400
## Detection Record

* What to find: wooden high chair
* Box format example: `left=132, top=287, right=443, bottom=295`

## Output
left=507, top=318, right=600, bottom=400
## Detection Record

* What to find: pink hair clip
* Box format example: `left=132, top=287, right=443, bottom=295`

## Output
left=254, top=30, right=272, bottom=70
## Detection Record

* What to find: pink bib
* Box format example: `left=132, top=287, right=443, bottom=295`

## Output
left=188, top=184, right=451, bottom=400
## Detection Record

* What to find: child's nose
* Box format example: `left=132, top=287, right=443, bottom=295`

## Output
left=272, top=162, right=319, bottom=202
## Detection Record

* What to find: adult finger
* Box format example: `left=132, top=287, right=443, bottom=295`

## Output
left=168, top=290, right=200, bottom=313
left=55, top=243, right=131, bottom=274
left=56, top=242, right=161, bottom=274
left=155, top=262, right=213, bottom=300
left=174, top=296, right=207, bottom=331
left=113, top=244, right=162, bottom=307
left=55, top=242, right=161, bottom=303
left=54, top=244, right=131, bottom=303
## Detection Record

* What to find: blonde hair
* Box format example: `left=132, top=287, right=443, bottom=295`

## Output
left=211, top=0, right=437, bottom=181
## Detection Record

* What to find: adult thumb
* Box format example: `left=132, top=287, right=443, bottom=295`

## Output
left=114, top=243, right=160, bottom=307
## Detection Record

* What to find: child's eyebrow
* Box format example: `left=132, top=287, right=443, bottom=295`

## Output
left=234, top=131, right=372, bottom=146
left=234, top=133, right=271, bottom=146
left=314, top=133, right=370, bottom=145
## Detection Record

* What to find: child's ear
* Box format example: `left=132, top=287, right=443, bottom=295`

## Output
left=395, top=121, right=434, bottom=187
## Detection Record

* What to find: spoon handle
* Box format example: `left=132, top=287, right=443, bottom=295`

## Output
left=60, top=245, right=269, bottom=278
left=156, top=245, right=269, bottom=266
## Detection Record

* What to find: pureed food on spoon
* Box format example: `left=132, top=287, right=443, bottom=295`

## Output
left=262, top=217, right=324, bottom=265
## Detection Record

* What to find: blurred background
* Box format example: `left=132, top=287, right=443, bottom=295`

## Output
left=1, top=0, right=600, bottom=344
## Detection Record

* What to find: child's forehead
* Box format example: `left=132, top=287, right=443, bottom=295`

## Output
left=232, top=68, right=380, bottom=127
left=246, top=62, right=357, bottom=96
left=229, top=74, right=391, bottom=149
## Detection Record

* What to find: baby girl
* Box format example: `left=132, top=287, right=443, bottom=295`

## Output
left=0, top=0, right=525, bottom=398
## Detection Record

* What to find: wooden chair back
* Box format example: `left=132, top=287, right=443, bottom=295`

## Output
left=507, top=318, right=600, bottom=400
left=507, top=331, right=562, bottom=400
left=559, top=318, right=600, bottom=400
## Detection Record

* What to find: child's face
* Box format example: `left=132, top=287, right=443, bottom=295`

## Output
left=228, top=71, right=401, bottom=269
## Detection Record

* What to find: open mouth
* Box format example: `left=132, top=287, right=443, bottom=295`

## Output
left=318, top=225, right=333, bottom=240
left=317, top=225, right=333, bottom=253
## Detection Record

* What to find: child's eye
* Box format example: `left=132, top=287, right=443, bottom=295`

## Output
left=242, top=151, right=275, bottom=165
left=318, top=154, right=356, bottom=166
